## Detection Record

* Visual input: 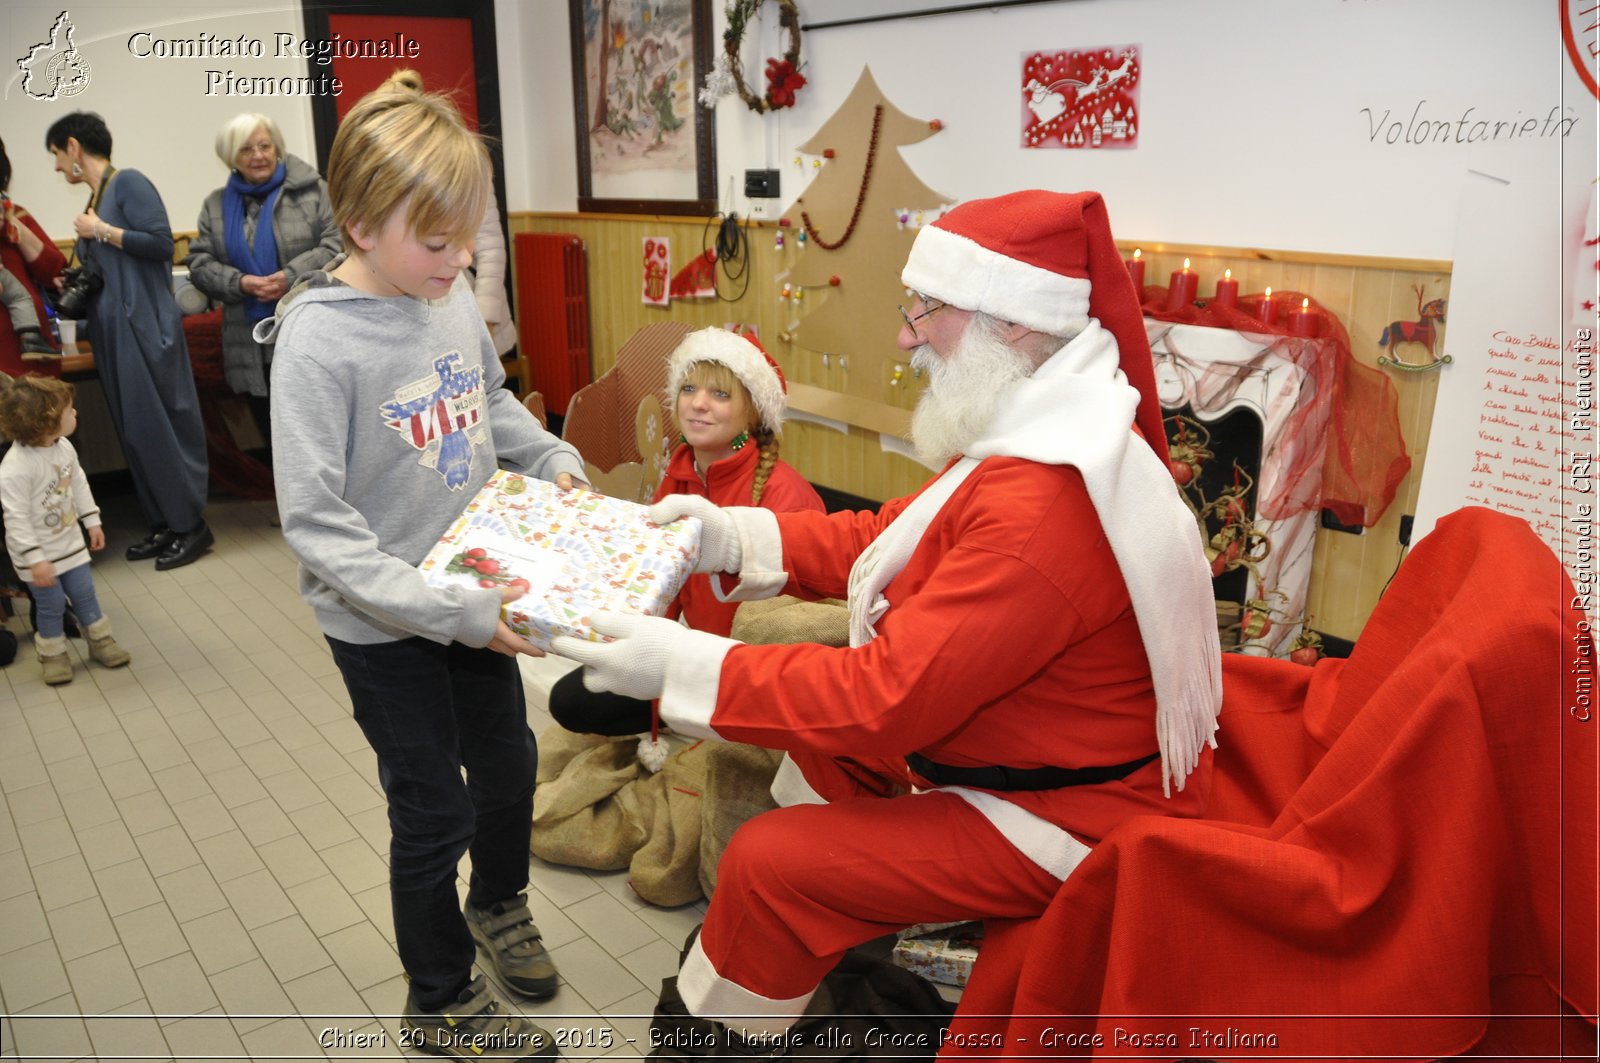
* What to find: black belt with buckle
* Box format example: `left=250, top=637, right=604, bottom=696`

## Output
left=905, top=751, right=1160, bottom=792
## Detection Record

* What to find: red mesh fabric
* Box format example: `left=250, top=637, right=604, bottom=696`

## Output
left=1141, top=287, right=1411, bottom=528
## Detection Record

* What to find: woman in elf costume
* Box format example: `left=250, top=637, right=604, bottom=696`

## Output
left=547, top=328, right=822, bottom=734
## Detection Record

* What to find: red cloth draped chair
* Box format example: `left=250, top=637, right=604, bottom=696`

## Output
left=944, top=507, right=1596, bottom=1062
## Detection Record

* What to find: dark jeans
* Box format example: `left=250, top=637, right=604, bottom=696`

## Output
left=326, top=634, right=537, bottom=1009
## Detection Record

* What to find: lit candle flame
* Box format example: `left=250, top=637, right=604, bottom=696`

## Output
left=1182, top=258, right=1191, bottom=271
left=1301, top=298, right=1310, bottom=310
left=1133, top=248, right=1142, bottom=261
left=1224, top=269, right=1232, bottom=280
left=1265, top=286, right=1273, bottom=299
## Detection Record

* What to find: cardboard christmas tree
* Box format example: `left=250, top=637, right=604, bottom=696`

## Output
left=782, top=69, right=950, bottom=395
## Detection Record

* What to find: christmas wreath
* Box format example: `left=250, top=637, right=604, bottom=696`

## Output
left=699, top=0, right=805, bottom=114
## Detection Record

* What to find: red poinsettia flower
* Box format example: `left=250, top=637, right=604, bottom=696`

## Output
left=764, top=57, right=806, bottom=109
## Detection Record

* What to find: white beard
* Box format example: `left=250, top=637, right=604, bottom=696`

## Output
left=909, top=323, right=1037, bottom=467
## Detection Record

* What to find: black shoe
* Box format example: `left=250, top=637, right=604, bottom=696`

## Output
left=125, top=529, right=175, bottom=561
left=154, top=523, right=214, bottom=571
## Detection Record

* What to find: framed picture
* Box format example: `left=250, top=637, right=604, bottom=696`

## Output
left=569, top=0, right=717, bottom=216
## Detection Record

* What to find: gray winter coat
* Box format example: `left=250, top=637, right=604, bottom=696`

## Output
left=185, top=154, right=340, bottom=396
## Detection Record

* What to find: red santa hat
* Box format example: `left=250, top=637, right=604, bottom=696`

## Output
left=666, top=327, right=789, bottom=436
left=901, top=190, right=1168, bottom=463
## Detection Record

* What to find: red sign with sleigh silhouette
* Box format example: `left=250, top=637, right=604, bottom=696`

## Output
left=1021, top=45, right=1141, bottom=150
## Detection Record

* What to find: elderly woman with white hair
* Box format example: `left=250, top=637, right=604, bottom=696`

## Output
left=184, top=113, right=339, bottom=462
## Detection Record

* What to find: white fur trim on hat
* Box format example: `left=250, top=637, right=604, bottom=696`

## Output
left=666, top=328, right=787, bottom=435
left=901, top=224, right=1090, bottom=337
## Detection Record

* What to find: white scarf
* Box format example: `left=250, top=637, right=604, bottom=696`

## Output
left=845, top=320, right=1222, bottom=796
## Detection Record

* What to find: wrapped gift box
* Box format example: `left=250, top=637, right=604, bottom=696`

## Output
left=419, top=470, right=700, bottom=650
left=890, top=921, right=984, bottom=988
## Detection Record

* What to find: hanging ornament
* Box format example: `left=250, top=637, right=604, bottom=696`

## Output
left=890, top=364, right=905, bottom=387
left=780, top=282, right=792, bottom=301
left=775, top=230, right=785, bottom=251
left=828, top=275, right=841, bottom=287
left=705, top=0, right=806, bottom=114
left=796, top=228, right=807, bottom=247
left=800, top=105, right=883, bottom=251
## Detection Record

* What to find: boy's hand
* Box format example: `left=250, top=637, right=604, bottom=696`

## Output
left=30, top=561, right=56, bottom=588
left=487, top=584, right=544, bottom=657
left=554, top=471, right=590, bottom=492
left=87, top=526, right=105, bottom=551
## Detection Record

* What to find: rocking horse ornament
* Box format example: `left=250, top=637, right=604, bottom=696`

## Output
left=1378, top=285, right=1450, bottom=372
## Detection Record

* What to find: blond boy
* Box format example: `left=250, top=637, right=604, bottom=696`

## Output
left=256, top=87, right=584, bottom=1061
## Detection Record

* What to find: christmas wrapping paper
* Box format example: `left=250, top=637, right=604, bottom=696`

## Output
left=419, top=470, right=701, bottom=650
left=891, top=921, right=985, bottom=988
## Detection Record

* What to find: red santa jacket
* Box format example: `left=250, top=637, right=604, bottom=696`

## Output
left=698, top=456, right=1211, bottom=845
left=653, top=441, right=824, bottom=636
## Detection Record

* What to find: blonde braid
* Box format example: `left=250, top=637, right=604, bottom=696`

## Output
left=750, top=427, right=779, bottom=505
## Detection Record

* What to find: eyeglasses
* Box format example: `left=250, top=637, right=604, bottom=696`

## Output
left=239, top=143, right=276, bottom=158
left=898, top=298, right=945, bottom=338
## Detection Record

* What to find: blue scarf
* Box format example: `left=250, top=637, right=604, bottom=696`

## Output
left=223, top=162, right=286, bottom=322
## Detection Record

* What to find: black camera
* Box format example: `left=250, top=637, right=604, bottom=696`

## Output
left=50, top=262, right=103, bottom=320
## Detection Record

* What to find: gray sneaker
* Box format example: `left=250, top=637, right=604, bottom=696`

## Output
left=465, top=896, right=559, bottom=999
left=402, top=975, right=557, bottom=1060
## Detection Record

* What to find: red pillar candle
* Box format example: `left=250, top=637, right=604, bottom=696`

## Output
left=1127, top=248, right=1145, bottom=292
left=1256, top=286, right=1279, bottom=326
left=1213, top=268, right=1239, bottom=311
left=1165, top=258, right=1198, bottom=312
left=1289, top=297, right=1318, bottom=337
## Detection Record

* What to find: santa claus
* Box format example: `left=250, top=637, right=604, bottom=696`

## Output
left=554, top=189, right=1222, bottom=1049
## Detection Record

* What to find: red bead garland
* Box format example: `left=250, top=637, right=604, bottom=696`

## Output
left=800, top=105, right=882, bottom=252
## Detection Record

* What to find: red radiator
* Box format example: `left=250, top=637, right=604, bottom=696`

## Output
left=513, top=232, right=591, bottom=415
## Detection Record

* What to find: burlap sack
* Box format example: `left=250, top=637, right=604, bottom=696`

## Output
left=628, top=739, right=712, bottom=907
left=531, top=597, right=850, bottom=901
left=729, top=596, right=850, bottom=647
left=530, top=728, right=648, bottom=871
left=697, top=742, right=784, bottom=898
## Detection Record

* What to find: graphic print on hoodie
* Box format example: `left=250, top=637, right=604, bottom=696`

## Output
left=379, top=351, right=486, bottom=489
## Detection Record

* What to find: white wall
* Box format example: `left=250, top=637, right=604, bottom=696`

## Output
left=3, top=0, right=1580, bottom=262
left=3, top=1, right=316, bottom=238
left=508, top=0, right=1579, bottom=260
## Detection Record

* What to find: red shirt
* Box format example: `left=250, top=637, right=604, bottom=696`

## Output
left=652, top=441, right=824, bottom=636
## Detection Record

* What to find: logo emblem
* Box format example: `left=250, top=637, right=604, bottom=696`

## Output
left=380, top=352, right=487, bottom=489
left=17, top=11, right=92, bottom=101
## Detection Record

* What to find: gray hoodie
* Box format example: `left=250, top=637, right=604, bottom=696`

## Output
left=257, top=260, right=585, bottom=647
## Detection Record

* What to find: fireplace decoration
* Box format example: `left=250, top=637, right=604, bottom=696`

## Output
left=1148, top=321, right=1333, bottom=656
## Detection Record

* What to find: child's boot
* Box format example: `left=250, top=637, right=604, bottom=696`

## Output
left=17, top=327, right=62, bottom=362
left=84, top=617, right=132, bottom=668
left=35, top=633, right=73, bottom=685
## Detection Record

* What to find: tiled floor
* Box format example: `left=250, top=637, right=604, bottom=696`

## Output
left=0, top=494, right=708, bottom=1062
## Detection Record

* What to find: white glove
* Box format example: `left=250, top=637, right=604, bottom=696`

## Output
left=551, top=612, right=688, bottom=701
left=650, top=494, right=741, bottom=574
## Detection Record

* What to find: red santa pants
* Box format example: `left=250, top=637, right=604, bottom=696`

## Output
left=681, top=780, right=1063, bottom=1032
